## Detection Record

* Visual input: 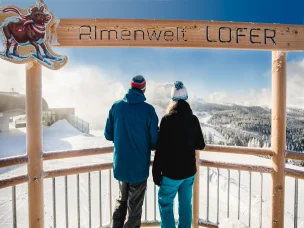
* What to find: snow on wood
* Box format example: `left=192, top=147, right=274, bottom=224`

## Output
left=0, top=174, right=28, bottom=189
left=43, top=147, right=113, bottom=160
left=200, top=159, right=273, bottom=173
left=203, top=144, right=274, bottom=157
left=0, top=155, right=28, bottom=169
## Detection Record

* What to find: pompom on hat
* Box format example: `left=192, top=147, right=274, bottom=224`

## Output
left=131, top=75, right=146, bottom=93
left=171, top=81, right=188, bottom=101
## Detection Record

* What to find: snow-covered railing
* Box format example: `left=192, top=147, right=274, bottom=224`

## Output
left=42, top=147, right=113, bottom=160
left=286, top=150, right=304, bottom=161
left=0, top=174, right=28, bottom=189
left=204, top=145, right=274, bottom=157
left=0, top=155, right=28, bottom=169
left=200, top=159, right=273, bottom=173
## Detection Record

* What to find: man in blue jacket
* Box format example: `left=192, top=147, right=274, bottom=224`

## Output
left=104, top=75, right=159, bottom=228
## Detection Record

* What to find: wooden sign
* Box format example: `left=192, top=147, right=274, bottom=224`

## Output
left=54, top=19, right=304, bottom=51
left=0, top=1, right=68, bottom=70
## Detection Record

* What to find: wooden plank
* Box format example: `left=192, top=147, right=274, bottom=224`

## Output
left=43, top=162, right=113, bottom=179
left=99, top=220, right=160, bottom=227
left=26, top=62, right=44, bottom=228
left=43, top=147, right=113, bottom=160
left=141, top=220, right=161, bottom=227
left=43, top=145, right=273, bottom=161
left=270, top=51, right=287, bottom=228
left=192, top=151, right=200, bottom=228
left=54, top=18, right=304, bottom=51
left=203, top=145, right=274, bottom=156
left=285, top=150, right=304, bottom=161
left=0, top=175, right=28, bottom=189
left=285, top=168, right=304, bottom=180
left=0, top=155, right=28, bottom=168
left=200, top=159, right=273, bottom=173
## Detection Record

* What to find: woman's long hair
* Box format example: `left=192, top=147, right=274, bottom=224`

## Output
left=166, top=100, right=189, bottom=113
left=166, top=100, right=177, bottom=114
left=166, top=99, right=191, bottom=114
left=167, top=101, right=177, bottom=114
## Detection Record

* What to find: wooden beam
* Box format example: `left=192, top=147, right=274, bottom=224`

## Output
left=285, top=168, right=304, bottom=180
left=26, top=62, right=44, bottom=228
left=192, top=151, right=200, bottom=228
left=54, top=19, right=304, bottom=51
left=285, top=150, right=304, bottom=161
left=43, top=162, right=113, bottom=179
left=203, top=145, right=274, bottom=157
left=0, top=155, right=28, bottom=168
left=43, top=147, right=113, bottom=160
left=200, top=159, right=273, bottom=173
left=140, top=220, right=161, bottom=227
left=0, top=175, right=28, bottom=189
left=270, top=51, right=287, bottom=228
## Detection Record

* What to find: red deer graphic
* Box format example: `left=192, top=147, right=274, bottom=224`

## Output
left=1, top=6, right=54, bottom=61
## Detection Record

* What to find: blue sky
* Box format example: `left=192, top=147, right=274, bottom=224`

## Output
left=2, top=0, right=304, bottom=100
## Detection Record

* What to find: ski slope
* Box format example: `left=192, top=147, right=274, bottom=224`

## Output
left=0, top=120, right=303, bottom=228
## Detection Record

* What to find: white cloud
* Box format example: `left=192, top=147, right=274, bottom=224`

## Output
left=42, top=65, right=127, bottom=130
left=205, top=88, right=272, bottom=107
left=204, top=58, right=304, bottom=108
left=1, top=57, right=304, bottom=131
left=0, top=61, right=26, bottom=93
left=286, top=59, right=304, bottom=107
left=0, top=61, right=127, bottom=130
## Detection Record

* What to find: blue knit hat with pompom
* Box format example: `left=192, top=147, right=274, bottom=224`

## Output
left=171, top=81, right=188, bottom=101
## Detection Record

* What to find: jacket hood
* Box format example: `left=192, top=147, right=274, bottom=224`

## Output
left=168, top=99, right=193, bottom=119
left=123, top=88, right=146, bottom=104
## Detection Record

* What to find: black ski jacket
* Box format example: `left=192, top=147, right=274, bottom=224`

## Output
left=152, top=99, right=205, bottom=185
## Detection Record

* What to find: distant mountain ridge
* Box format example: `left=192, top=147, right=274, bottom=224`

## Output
left=149, top=90, right=304, bottom=154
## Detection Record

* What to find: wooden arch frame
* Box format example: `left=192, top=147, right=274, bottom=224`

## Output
left=28, top=18, right=295, bottom=228
left=2, top=1, right=304, bottom=227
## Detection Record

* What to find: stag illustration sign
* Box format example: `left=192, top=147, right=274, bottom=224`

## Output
left=0, top=1, right=67, bottom=70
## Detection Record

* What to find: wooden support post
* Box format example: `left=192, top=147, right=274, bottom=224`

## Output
left=271, top=51, right=287, bottom=228
left=193, top=150, right=200, bottom=228
left=26, top=62, right=44, bottom=228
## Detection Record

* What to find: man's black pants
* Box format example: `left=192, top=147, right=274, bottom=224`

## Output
left=112, top=181, right=147, bottom=228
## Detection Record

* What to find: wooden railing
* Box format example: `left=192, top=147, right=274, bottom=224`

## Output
left=0, top=144, right=274, bottom=190
left=1, top=144, right=304, bottom=227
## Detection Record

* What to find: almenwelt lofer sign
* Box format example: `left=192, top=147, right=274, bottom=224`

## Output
left=54, top=19, right=304, bottom=51
left=1, top=1, right=304, bottom=72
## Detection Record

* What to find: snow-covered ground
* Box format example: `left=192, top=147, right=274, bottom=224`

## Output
left=194, top=111, right=227, bottom=144
left=194, top=111, right=212, bottom=124
left=0, top=120, right=304, bottom=228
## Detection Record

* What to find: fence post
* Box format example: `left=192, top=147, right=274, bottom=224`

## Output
left=271, top=51, right=287, bottom=228
left=192, top=150, right=200, bottom=228
left=26, top=62, right=44, bottom=228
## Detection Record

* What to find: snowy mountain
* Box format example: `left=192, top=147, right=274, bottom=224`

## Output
left=148, top=95, right=304, bottom=154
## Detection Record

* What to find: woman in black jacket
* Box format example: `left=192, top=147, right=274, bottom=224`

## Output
left=152, top=81, right=205, bottom=228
